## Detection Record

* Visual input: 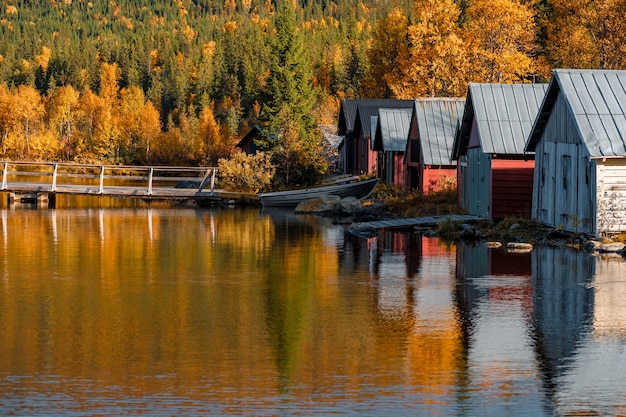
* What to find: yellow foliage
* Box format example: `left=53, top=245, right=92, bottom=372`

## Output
left=391, top=0, right=468, bottom=97
left=363, top=8, right=409, bottom=98
left=464, top=0, right=538, bottom=83
left=224, top=21, right=237, bottom=33
left=28, top=131, right=62, bottom=161
left=217, top=151, right=275, bottom=193
left=182, top=25, right=196, bottom=40
left=35, top=46, right=52, bottom=71
left=547, top=0, right=626, bottom=70
left=202, top=41, right=216, bottom=60
left=139, top=100, right=161, bottom=163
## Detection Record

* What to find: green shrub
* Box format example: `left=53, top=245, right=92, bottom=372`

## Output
left=217, top=152, right=275, bottom=193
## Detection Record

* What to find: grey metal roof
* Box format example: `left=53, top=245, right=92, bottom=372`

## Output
left=337, top=99, right=413, bottom=135
left=353, top=100, right=414, bottom=139
left=455, top=83, right=548, bottom=157
left=526, top=69, right=626, bottom=157
left=414, top=98, right=466, bottom=165
left=369, top=116, right=378, bottom=150
left=372, top=108, right=412, bottom=152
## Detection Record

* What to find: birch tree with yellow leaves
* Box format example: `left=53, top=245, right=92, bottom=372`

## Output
left=463, top=0, right=544, bottom=83
left=545, top=0, right=626, bottom=70
left=362, top=8, right=409, bottom=99
left=391, top=0, right=468, bottom=97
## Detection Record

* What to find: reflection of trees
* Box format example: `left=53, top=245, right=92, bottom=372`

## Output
left=262, top=211, right=329, bottom=391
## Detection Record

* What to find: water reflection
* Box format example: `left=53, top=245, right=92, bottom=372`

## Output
left=0, top=208, right=625, bottom=415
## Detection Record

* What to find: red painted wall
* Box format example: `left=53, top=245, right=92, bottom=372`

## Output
left=422, top=167, right=456, bottom=195
left=356, top=135, right=377, bottom=174
left=491, top=159, right=534, bottom=219
left=368, top=145, right=378, bottom=175
left=393, top=153, right=406, bottom=188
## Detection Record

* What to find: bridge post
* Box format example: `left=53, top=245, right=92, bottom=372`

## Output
left=1, top=161, right=7, bottom=190
left=147, top=167, right=154, bottom=195
left=99, top=166, right=105, bottom=194
left=51, top=164, right=58, bottom=191
left=210, top=168, right=217, bottom=195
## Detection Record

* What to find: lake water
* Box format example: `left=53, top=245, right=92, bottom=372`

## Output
left=1, top=205, right=625, bottom=416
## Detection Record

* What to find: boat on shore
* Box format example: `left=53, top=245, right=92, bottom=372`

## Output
left=258, top=177, right=379, bottom=208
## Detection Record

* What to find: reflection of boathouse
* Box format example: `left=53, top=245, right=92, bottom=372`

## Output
left=532, top=249, right=626, bottom=416
left=532, top=247, right=594, bottom=367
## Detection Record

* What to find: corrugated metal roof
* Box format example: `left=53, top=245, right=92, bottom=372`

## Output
left=457, top=83, right=548, bottom=156
left=353, top=100, right=414, bottom=139
left=526, top=69, right=626, bottom=157
left=338, top=99, right=413, bottom=135
left=372, top=108, right=412, bottom=152
left=369, top=116, right=378, bottom=150
left=414, top=98, right=466, bottom=165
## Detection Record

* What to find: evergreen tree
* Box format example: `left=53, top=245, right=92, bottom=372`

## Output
left=260, top=0, right=327, bottom=186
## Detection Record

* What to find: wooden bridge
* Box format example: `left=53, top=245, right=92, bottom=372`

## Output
left=1, top=160, right=256, bottom=207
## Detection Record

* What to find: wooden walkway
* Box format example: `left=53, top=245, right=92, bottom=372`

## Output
left=350, top=214, right=485, bottom=234
left=0, top=160, right=258, bottom=206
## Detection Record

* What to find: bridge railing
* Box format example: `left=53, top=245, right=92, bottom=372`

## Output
left=0, top=161, right=218, bottom=195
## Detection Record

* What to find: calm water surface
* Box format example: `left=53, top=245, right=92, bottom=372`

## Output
left=1, top=206, right=625, bottom=416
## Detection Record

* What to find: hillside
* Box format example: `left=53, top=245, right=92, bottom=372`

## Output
left=0, top=0, right=625, bottom=166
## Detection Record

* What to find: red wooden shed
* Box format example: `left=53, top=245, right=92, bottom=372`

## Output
left=452, top=83, right=547, bottom=219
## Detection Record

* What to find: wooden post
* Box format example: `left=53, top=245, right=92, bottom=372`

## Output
left=1, top=161, right=7, bottom=190
left=210, top=168, right=217, bottom=195
left=197, top=168, right=212, bottom=193
left=99, top=166, right=105, bottom=194
left=147, top=167, right=154, bottom=195
left=51, top=163, right=58, bottom=191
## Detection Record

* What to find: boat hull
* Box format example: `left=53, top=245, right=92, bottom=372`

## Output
left=259, top=178, right=379, bottom=208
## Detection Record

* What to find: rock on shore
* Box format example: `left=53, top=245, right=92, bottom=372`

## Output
left=295, top=196, right=363, bottom=215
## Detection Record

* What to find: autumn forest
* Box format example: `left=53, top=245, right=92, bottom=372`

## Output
left=0, top=0, right=624, bottom=168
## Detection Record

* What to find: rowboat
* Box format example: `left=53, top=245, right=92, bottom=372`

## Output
left=258, top=177, right=379, bottom=208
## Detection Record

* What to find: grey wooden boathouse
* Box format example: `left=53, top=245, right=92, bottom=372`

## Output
left=525, top=69, right=626, bottom=235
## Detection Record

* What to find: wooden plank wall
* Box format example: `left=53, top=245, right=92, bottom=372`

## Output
left=467, top=147, right=491, bottom=218
left=491, top=159, right=534, bottom=219
left=531, top=94, right=596, bottom=234
left=457, top=157, right=467, bottom=208
left=597, top=159, right=626, bottom=234
left=392, top=152, right=405, bottom=188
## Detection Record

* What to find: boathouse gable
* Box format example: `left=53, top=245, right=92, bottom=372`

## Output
left=526, top=69, right=626, bottom=235
left=454, top=83, right=548, bottom=219
left=235, top=125, right=262, bottom=155
left=372, top=108, right=412, bottom=186
left=338, top=99, right=414, bottom=175
left=405, top=98, right=465, bottom=194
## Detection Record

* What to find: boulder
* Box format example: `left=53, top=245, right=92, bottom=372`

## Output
left=295, top=195, right=341, bottom=214
left=340, top=196, right=362, bottom=214
left=458, top=224, right=482, bottom=241
left=582, top=240, right=603, bottom=252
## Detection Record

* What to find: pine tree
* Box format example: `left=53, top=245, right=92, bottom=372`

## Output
left=260, top=0, right=327, bottom=186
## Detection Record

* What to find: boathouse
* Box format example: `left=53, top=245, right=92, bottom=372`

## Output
left=235, top=125, right=262, bottom=155
left=405, top=98, right=465, bottom=194
left=372, top=108, right=412, bottom=186
left=452, top=83, right=548, bottom=219
left=337, top=99, right=413, bottom=174
left=525, top=69, right=626, bottom=235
